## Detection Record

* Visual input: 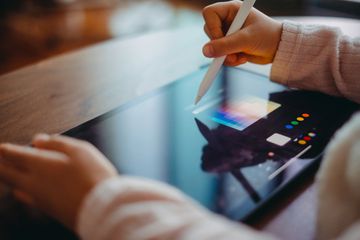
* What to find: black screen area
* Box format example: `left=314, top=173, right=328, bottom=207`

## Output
left=65, top=67, right=359, bottom=221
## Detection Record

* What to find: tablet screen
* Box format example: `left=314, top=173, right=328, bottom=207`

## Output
left=65, top=67, right=359, bottom=221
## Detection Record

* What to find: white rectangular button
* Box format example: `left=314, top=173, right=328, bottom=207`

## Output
left=266, top=133, right=291, bottom=146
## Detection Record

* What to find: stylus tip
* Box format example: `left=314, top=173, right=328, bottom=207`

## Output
left=194, top=95, right=202, bottom=105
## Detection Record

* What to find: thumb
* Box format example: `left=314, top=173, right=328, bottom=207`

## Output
left=203, top=30, right=250, bottom=58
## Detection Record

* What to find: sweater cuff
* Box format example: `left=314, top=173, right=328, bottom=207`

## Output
left=76, top=177, right=125, bottom=239
left=76, top=176, right=195, bottom=239
left=270, top=21, right=304, bottom=86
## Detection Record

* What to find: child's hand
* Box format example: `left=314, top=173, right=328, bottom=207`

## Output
left=202, top=1, right=282, bottom=66
left=0, top=134, right=117, bottom=230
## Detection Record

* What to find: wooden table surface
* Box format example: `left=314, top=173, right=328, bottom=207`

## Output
left=0, top=17, right=359, bottom=240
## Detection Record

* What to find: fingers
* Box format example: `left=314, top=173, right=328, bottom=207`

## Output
left=0, top=160, right=27, bottom=188
left=32, top=134, right=88, bottom=155
left=203, top=29, right=251, bottom=58
left=0, top=144, right=39, bottom=171
left=202, top=8, right=224, bottom=39
left=0, top=142, right=67, bottom=196
left=224, top=53, right=248, bottom=66
left=13, top=189, right=35, bottom=207
left=204, top=25, right=212, bottom=39
left=32, top=134, right=107, bottom=166
left=202, top=1, right=240, bottom=39
left=0, top=143, right=67, bottom=170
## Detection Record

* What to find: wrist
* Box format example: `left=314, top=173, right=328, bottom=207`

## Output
left=270, top=20, right=283, bottom=62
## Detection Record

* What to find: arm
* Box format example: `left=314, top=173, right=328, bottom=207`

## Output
left=315, top=113, right=360, bottom=240
left=0, top=135, right=276, bottom=240
left=202, top=1, right=360, bottom=103
left=271, top=21, right=360, bottom=103
left=77, top=176, right=276, bottom=240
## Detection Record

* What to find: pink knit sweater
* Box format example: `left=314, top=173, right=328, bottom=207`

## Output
left=271, top=21, right=360, bottom=104
left=76, top=21, right=360, bottom=240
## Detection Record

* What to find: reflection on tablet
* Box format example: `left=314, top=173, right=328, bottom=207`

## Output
left=192, top=89, right=337, bottom=209
left=196, top=96, right=281, bottom=131
left=65, top=66, right=359, bottom=222
left=214, top=96, right=281, bottom=131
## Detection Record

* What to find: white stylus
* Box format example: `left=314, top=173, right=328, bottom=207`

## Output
left=194, top=0, right=256, bottom=104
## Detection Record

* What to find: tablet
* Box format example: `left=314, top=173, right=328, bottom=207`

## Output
left=65, top=66, right=359, bottom=221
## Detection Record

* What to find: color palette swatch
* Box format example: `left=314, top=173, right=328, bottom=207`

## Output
left=212, top=96, right=281, bottom=131
left=285, top=113, right=311, bottom=130
left=294, top=131, right=317, bottom=145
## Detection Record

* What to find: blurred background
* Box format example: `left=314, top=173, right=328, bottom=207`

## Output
left=0, top=0, right=359, bottom=76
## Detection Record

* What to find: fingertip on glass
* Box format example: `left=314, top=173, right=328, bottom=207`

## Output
left=33, top=133, right=50, bottom=142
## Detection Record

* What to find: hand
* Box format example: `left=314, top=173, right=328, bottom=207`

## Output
left=202, top=1, right=282, bottom=66
left=0, top=134, right=117, bottom=230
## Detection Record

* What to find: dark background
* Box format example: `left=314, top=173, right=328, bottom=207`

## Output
left=0, top=0, right=359, bottom=75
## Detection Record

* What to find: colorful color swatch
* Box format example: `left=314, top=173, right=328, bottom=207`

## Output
left=211, top=96, right=281, bottom=131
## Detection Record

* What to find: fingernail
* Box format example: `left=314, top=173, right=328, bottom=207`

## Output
left=34, top=133, right=50, bottom=142
left=203, top=44, right=214, bottom=57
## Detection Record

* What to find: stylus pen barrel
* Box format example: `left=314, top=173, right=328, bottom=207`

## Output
left=195, top=57, right=226, bottom=104
left=195, top=0, right=256, bottom=104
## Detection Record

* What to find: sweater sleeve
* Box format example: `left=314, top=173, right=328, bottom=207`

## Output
left=315, top=113, right=360, bottom=240
left=271, top=21, right=360, bottom=103
left=76, top=176, right=277, bottom=240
